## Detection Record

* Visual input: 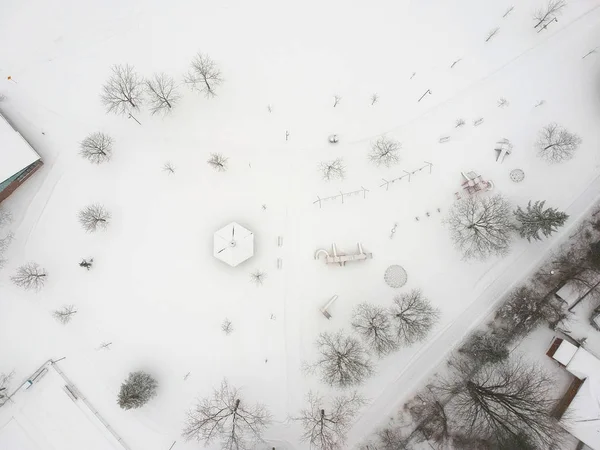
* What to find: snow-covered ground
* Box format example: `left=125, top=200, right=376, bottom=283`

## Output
left=1, top=0, right=600, bottom=448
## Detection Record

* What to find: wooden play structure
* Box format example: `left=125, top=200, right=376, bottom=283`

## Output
left=460, top=171, right=494, bottom=195
left=314, top=243, right=373, bottom=266
left=320, top=295, right=339, bottom=319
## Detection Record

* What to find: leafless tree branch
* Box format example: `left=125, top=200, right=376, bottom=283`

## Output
left=312, top=330, right=374, bottom=387
left=78, top=204, right=111, bottom=232
left=319, top=158, right=345, bottom=181
left=145, top=72, right=181, bottom=115
left=351, top=303, right=399, bottom=357
left=368, top=137, right=401, bottom=167
left=53, top=304, right=77, bottom=324
left=184, top=53, right=223, bottom=97
left=79, top=132, right=113, bottom=164
left=101, top=64, right=144, bottom=115
left=445, top=194, right=514, bottom=260
left=536, top=123, right=582, bottom=163
left=11, top=262, right=47, bottom=291
left=182, top=379, right=271, bottom=450
left=389, top=290, right=440, bottom=346
left=207, top=153, right=228, bottom=172
left=294, top=391, right=366, bottom=450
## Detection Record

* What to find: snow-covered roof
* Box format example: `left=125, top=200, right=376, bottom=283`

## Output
left=556, top=282, right=582, bottom=307
left=562, top=346, right=600, bottom=450
left=553, top=339, right=578, bottom=366
left=0, top=113, right=40, bottom=185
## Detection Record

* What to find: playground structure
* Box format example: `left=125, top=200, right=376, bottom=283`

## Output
left=459, top=171, right=494, bottom=196
left=320, top=295, right=339, bottom=319
left=494, top=138, right=513, bottom=163
left=315, top=243, right=373, bottom=266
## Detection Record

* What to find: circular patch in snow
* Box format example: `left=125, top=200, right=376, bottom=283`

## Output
left=384, top=265, right=407, bottom=288
left=510, top=169, right=525, bottom=183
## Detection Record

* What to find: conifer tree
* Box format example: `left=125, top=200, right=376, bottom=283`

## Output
left=514, top=200, right=568, bottom=242
left=117, top=371, right=158, bottom=410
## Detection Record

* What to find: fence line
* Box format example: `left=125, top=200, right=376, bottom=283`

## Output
left=313, top=186, right=369, bottom=208
left=51, top=362, right=132, bottom=450
left=380, top=161, right=433, bottom=191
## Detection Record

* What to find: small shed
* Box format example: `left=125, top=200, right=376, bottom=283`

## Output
left=555, top=281, right=582, bottom=308
left=0, top=113, right=42, bottom=203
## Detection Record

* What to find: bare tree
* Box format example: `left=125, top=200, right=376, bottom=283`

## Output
left=11, top=262, right=47, bottom=291
left=182, top=379, right=271, bottom=450
left=440, top=358, right=564, bottom=449
left=101, top=64, right=144, bottom=115
left=368, top=137, right=401, bottom=167
left=319, top=158, right=346, bottom=181
left=536, top=123, right=582, bottom=163
left=534, top=0, right=567, bottom=29
left=294, top=391, right=365, bottom=450
left=455, top=118, right=466, bottom=128
left=163, top=162, right=175, bottom=174
left=445, top=194, right=513, bottom=260
left=184, top=53, right=223, bottom=97
left=458, top=330, right=510, bottom=365
left=221, top=318, right=233, bottom=335
left=405, top=386, right=451, bottom=446
left=79, top=132, right=113, bottom=164
left=53, top=305, right=77, bottom=324
left=333, top=95, right=341, bottom=107
left=389, top=290, right=439, bottom=345
left=374, top=426, right=410, bottom=450
left=496, top=286, right=568, bottom=335
left=207, top=153, right=228, bottom=172
left=145, top=73, right=181, bottom=115
left=312, top=330, right=374, bottom=388
left=351, top=303, right=398, bottom=357
left=249, top=269, right=267, bottom=285
left=78, top=204, right=111, bottom=232
left=370, top=93, right=379, bottom=105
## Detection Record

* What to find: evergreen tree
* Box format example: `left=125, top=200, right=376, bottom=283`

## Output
left=117, top=371, right=158, bottom=410
left=514, top=200, right=568, bottom=242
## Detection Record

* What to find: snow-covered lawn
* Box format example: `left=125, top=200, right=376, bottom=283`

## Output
left=1, top=0, right=600, bottom=448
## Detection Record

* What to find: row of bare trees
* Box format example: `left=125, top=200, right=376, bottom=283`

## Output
left=101, top=53, right=222, bottom=117
left=363, top=200, right=600, bottom=449
left=446, top=194, right=569, bottom=260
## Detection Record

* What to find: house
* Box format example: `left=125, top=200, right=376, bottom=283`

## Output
left=0, top=112, right=42, bottom=204
left=547, top=336, right=600, bottom=449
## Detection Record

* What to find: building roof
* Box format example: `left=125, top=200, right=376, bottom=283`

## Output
left=552, top=340, right=600, bottom=450
left=0, top=113, right=40, bottom=185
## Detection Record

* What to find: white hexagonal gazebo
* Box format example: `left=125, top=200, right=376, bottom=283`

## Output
left=213, top=222, right=254, bottom=267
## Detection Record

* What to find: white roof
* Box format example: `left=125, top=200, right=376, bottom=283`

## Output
left=556, top=282, right=582, bottom=307
left=561, top=346, right=600, bottom=450
left=553, top=339, right=578, bottom=366
left=213, top=222, right=254, bottom=267
left=0, top=113, right=40, bottom=185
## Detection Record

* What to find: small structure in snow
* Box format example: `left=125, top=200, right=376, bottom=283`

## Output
left=494, top=138, right=513, bottom=163
left=315, top=243, right=372, bottom=266
left=213, top=222, right=254, bottom=267
left=510, top=168, right=525, bottom=183
left=384, top=265, right=407, bottom=288
left=461, top=171, right=494, bottom=195
left=320, top=295, right=339, bottom=319
left=555, top=281, right=583, bottom=310
left=328, top=134, right=339, bottom=144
